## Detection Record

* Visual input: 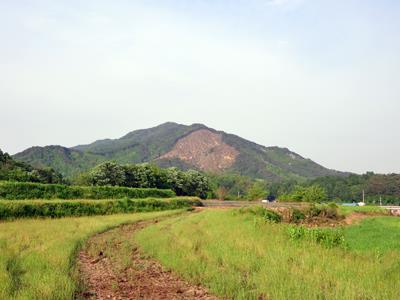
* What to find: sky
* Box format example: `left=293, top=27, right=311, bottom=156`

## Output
left=1, top=0, right=399, bottom=174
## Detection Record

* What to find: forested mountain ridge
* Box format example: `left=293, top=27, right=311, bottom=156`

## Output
left=0, top=148, right=63, bottom=183
left=13, top=122, right=346, bottom=180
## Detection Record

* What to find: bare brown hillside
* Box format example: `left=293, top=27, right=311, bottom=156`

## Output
left=159, top=129, right=239, bottom=172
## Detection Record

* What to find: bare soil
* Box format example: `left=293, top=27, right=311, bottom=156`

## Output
left=77, top=221, right=219, bottom=300
left=343, top=212, right=373, bottom=225
left=159, top=129, right=239, bottom=172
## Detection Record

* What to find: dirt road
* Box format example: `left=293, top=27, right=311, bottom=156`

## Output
left=77, top=219, right=219, bottom=300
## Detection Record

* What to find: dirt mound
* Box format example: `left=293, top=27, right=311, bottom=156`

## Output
left=159, top=129, right=239, bottom=172
left=77, top=221, right=219, bottom=300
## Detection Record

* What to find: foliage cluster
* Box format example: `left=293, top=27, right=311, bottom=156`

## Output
left=0, top=149, right=63, bottom=184
left=279, top=185, right=327, bottom=202
left=238, top=206, right=282, bottom=223
left=0, top=181, right=175, bottom=200
left=209, top=173, right=272, bottom=200
left=0, top=198, right=198, bottom=219
left=288, top=203, right=340, bottom=224
left=308, top=172, right=400, bottom=204
left=263, top=172, right=400, bottom=204
left=287, top=225, right=346, bottom=248
left=78, top=162, right=210, bottom=199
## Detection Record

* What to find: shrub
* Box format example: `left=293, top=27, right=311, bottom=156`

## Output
left=306, top=204, right=339, bottom=219
left=238, top=206, right=282, bottom=223
left=264, top=209, right=282, bottom=223
left=0, top=181, right=175, bottom=200
left=290, top=209, right=306, bottom=223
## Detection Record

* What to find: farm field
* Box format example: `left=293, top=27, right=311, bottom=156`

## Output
left=135, top=209, right=400, bottom=300
left=338, top=205, right=389, bottom=216
left=0, top=209, right=184, bottom=300
left=2, top=1, right=399, bottom=299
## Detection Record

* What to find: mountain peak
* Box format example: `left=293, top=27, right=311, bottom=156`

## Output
left=13, top=122, right=346, bottom=180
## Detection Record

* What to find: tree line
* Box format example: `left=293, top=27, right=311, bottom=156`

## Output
left=2, top=148, right=400, bottom=203
left=75, top=161, right=210, bottom=199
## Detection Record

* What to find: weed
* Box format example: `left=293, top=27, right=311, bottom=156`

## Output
left=6, top=255, right=25, bottom=296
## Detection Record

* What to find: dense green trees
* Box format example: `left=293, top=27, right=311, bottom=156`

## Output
left=279, top=185, right=328, bottom=202
left=246, top=181, right=269, bottom=200
left=308, top=173, right=400, bottom=204
left=208, top=173, right=254, bottom=200
left=81, top=162, right=211, bottom=199
left=271, top=172, right=400, bottom=204
left=0, top=149, right=63, bottom=184
left=88, top=162, right=126, bottom=186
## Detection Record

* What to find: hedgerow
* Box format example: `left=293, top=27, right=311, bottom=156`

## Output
left=0, top=198, right=201, bottom=219
left=0, top=181, right=175, bottom=200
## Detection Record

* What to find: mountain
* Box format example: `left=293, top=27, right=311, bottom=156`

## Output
left=13, top=146, right=105, bottom=178
left=13, top=122, right=345, bottom=180
left=0, top=149, right=63, bottom=183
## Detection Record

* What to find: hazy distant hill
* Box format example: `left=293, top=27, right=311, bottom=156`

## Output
left=14, top=122, right=345, bottom=180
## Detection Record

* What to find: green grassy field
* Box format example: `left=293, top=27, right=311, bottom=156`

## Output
left=135, top=210, right=400, bottom=300
left=0, top=210, right=183, bottom=300
left=344, top=216, right=400, bottom=252
left=338, top=205, right=389, bottom=216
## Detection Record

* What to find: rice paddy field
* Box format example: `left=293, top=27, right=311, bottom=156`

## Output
left=0, top=210, right=183, bottom=300
left=135, top=209, right=400, bottom=300
left=1, top=201, right=399, bottom=300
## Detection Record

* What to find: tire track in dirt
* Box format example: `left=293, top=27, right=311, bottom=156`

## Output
left=77, top=219, right=219, bottom=300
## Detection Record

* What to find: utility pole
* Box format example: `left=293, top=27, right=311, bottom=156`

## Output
left=362, top=190, right=365, bottom=203
left=380, top=196, right=382, bottom=206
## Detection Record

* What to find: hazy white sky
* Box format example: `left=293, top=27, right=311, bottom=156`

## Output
left=1, top=0, right=399, bottom=174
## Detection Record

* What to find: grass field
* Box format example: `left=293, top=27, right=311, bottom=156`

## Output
left=344, top=216, right=400, bottom=252
left=135, top=209, right=400, bottom=300
left=0, top=210, right=184, bottom=300
left=338, top=205, right=389, bottom=216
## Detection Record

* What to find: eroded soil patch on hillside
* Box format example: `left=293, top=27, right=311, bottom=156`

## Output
left=77, top=220, right=219, bottom=300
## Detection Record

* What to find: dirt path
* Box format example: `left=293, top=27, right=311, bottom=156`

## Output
left=343, top=212, right=373, bottom=225
left=77, top=220, right=219, bottom=300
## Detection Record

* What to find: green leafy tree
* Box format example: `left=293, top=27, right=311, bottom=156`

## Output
left=88, top=162, right=125, bottom=186
left=280, top=185, right=327, bottom=202
left=246, top=181, right=268, bottom=200
left=181, top=170, right=210, bottom=199
left=303, top=185, right=327, bottom=202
